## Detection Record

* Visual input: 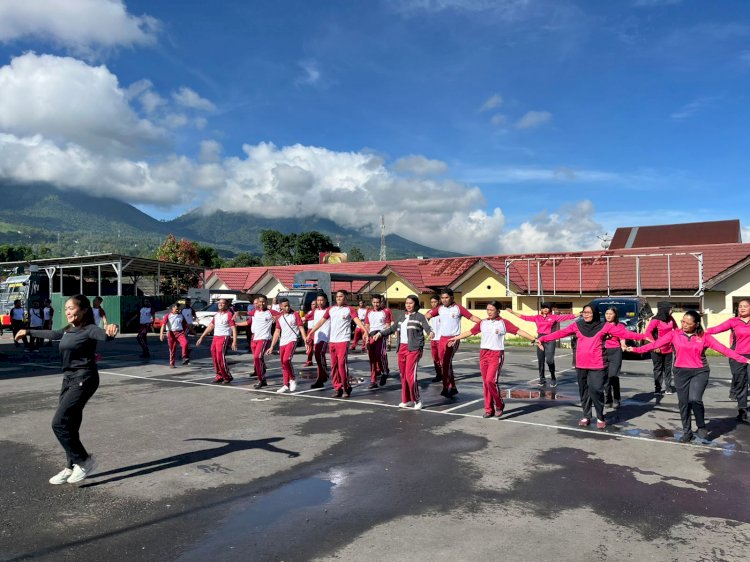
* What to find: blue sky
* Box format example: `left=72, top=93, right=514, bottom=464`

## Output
left=0, top=0, right=748, bottom=254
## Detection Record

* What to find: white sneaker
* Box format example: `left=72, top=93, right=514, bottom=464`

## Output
left=413, top=401, right=423, bottom=410
left=289, top=380, right=297, bottom=392
left=277, top=385, right=289, bottom=393
left=49, top=467, right=73, bottom=485
left=68, top=455, right=97, bottom=483
left=398, top=401, right=414, bottom=408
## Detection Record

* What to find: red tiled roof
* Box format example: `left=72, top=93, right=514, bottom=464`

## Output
left=610, top=220, right=741, bottom=249
left=204, top=242, right=750, bottom=297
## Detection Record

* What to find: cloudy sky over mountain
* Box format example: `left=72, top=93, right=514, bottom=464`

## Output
left=1, top=0, right=748, bottom=254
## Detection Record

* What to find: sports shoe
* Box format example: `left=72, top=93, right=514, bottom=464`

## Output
left=729, top=390, right=737, bottom=400
left=182, top=357, right=190, bottom=365
left=289, top=380, right=297, bottom=392
left=495, top=409, right=504, bottom=418
left=49, top=467, right=73, bottom=485
left=536, top=380, right=546, bottom=387
left=344, top=387, right=352, bottom=398
left=310, top=381, right=325, bottom=389
left=482, top=412, right=494, bottom=418
left=432, top=375, right=442, bottom=382
left=578, top=418, right=590, bottom=427
left=413, top=401, right=423, bottom=410
left=398, top=401, right=414, bottom=408
left=550, top=378, right=558, bottom=388
left=440, top=388, right=450, bottom=398
left=332, top=389, right=343, bottom=398
left=276, top=385, right=289, bottom=393
left=613, top=400, right=620, bottom=409
left=253, top=380, right=268, bottom=389
left=448, top=387, right=459, bottom=397
left=678, top=431, right=693, bottom=443
left=664, top=389, right=674, bottom=395
left=605, top=402, right=613, bottom=409
left=368, top=382, right=379, bottom=390
left=736, top=410, right=748, bottom=423
left=696, top=428, right=708, bottom=440
left=68, top=455, right=97, bottom=484
left=596, top=419, right=607, bottom=429
left=379, top=373, right=388, bottom=386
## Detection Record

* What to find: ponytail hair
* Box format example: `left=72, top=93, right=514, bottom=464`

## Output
left=684, top=310, right=704, bottom=336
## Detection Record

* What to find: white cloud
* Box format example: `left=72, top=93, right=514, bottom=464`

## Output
left=499, top=200, right=602, bottom=253
left=480, top=93, right=503, bottom=112
left=460, top=165, right=620, bottom=184
left=515, top=110, right=552, bottom=129
left=199, top=140, right=222, bottom=163
left=742, top=226, right=749, bottom=244
left=389, top=0, right=534, bottom=20
left=490, top=114, right=507, bottom=126
left=297, top=60, right=321, bottom=86
left=392, top=155, right=448, bottom=176
left=670, top=97, right=716, bottom=120
left=0, top=53, right=167, bottom=155
left=172, top=86, right=216, bottom=112
left=0, top=0, right=159, bottom=55
left=0, top=133, right=189, bottom=205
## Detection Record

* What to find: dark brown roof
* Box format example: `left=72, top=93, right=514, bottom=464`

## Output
left=609, top=219, right=741, bottom=249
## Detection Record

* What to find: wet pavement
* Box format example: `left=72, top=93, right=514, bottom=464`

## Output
left=1, top=332, right=749, bottom=561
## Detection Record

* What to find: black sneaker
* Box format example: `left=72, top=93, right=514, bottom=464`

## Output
left=448, top=387, right=459, bottom=397
left=432, top=375, right=442, bottom=382
left=736, top=410, right=748, bottom=423
left=182, top=357, right=190, bottom=365
left=678, top=431, right=694, bottom=443
left=696, top=428, right=709, bottom=440
left=368, top=382, right=378, bottom=390
left=536, top=380, right=546, bottom=387
left=332, top=389, right=343, bottom=398
left=482, top=412, right=494, bottom=418
left=310, top=381, right=325, bottom=389
left=729, top=390, right=737, bottom=400
left=253, top=380, right=268, bottom=389
left=379, top=373, right=388, bottom=386
left=550, top=378, right=558, bottom=388
left=440, top=388, right=450, bottom=398
left=344, top=387, right=352, bottom=398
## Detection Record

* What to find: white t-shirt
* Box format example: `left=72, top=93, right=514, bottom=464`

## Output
left=309, top=308, right=330, bottom=344
left=210, top=311, right=235, bottom=337
left=181, top=308, right=195, bottom=325
left=43, top=306, right=53, bottom=321
left=357, top=307, right=368, bottom=321
left=400, top=315, right=411, bottom=343
left=139, top=307, right=154, bottom=324
left=429, top=304, right=472, bottom=337
left=470, top=318, right=520, bottom=351
left=276, top=312, right=303, bottom=346
left=249, top=309, right=279, bottom=341
left=366, top=309, right=393, bottom=332
left=165, top=312, right=185, bottom=332
left=11, top=307, right=24, bottom=321
left=429, top=315, right=441, bottom=339
left=323, top=305, right=357, bottom=344
left=29, top=307, right=44, bottom=328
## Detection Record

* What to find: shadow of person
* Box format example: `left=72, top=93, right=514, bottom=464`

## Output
left=80, top=437, right=299, bottom=488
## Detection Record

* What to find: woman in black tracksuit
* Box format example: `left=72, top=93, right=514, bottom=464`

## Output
left=16, top=294, right=119, bottom=485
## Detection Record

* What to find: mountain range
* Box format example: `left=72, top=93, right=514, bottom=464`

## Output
left=0, top=182, right=458, bottom=260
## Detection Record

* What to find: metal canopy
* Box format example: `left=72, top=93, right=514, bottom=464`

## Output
left=0, top=253, right=206, bottom=296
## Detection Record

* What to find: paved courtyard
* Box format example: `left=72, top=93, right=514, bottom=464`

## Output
left=1, top=333, right=749, bottom=561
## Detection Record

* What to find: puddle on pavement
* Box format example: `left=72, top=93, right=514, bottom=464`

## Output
left=615, top=426, right=738, bottom=454
left=178, top=475, right=336, bottom=560
left=504, top=388, right=575, bottom=401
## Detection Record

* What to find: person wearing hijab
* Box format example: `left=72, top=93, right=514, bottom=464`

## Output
left=539, top=304, right=649, bottom=429
left=628, top=310, right=750, bottom=442
left=645, top=301, right=678, bottom=395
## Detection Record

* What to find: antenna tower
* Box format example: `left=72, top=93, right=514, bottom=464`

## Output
left=379, top=215, right=387, bottom=261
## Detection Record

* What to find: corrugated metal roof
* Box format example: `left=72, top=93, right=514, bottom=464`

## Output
left=610, top=220, right=741, bottom=249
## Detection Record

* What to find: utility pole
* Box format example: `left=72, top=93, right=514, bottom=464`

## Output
left=379, top=215, right=387, bottom=261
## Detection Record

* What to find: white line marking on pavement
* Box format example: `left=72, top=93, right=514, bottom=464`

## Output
left=443, top=398, right=484, bottom=412
left=90, top=368, right=743, bottom=454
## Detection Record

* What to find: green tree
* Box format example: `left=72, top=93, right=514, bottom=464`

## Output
left=226, top=252, right=263, bottom=267
left=156, top=234, right=202, bottom=294
left=260, top=229, right=337, bottom=265
left=348, top=246, right=366, bottom=262
left=196, top=244, right=225, bottom=268
left=0, top=244, right=34, bottom=262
